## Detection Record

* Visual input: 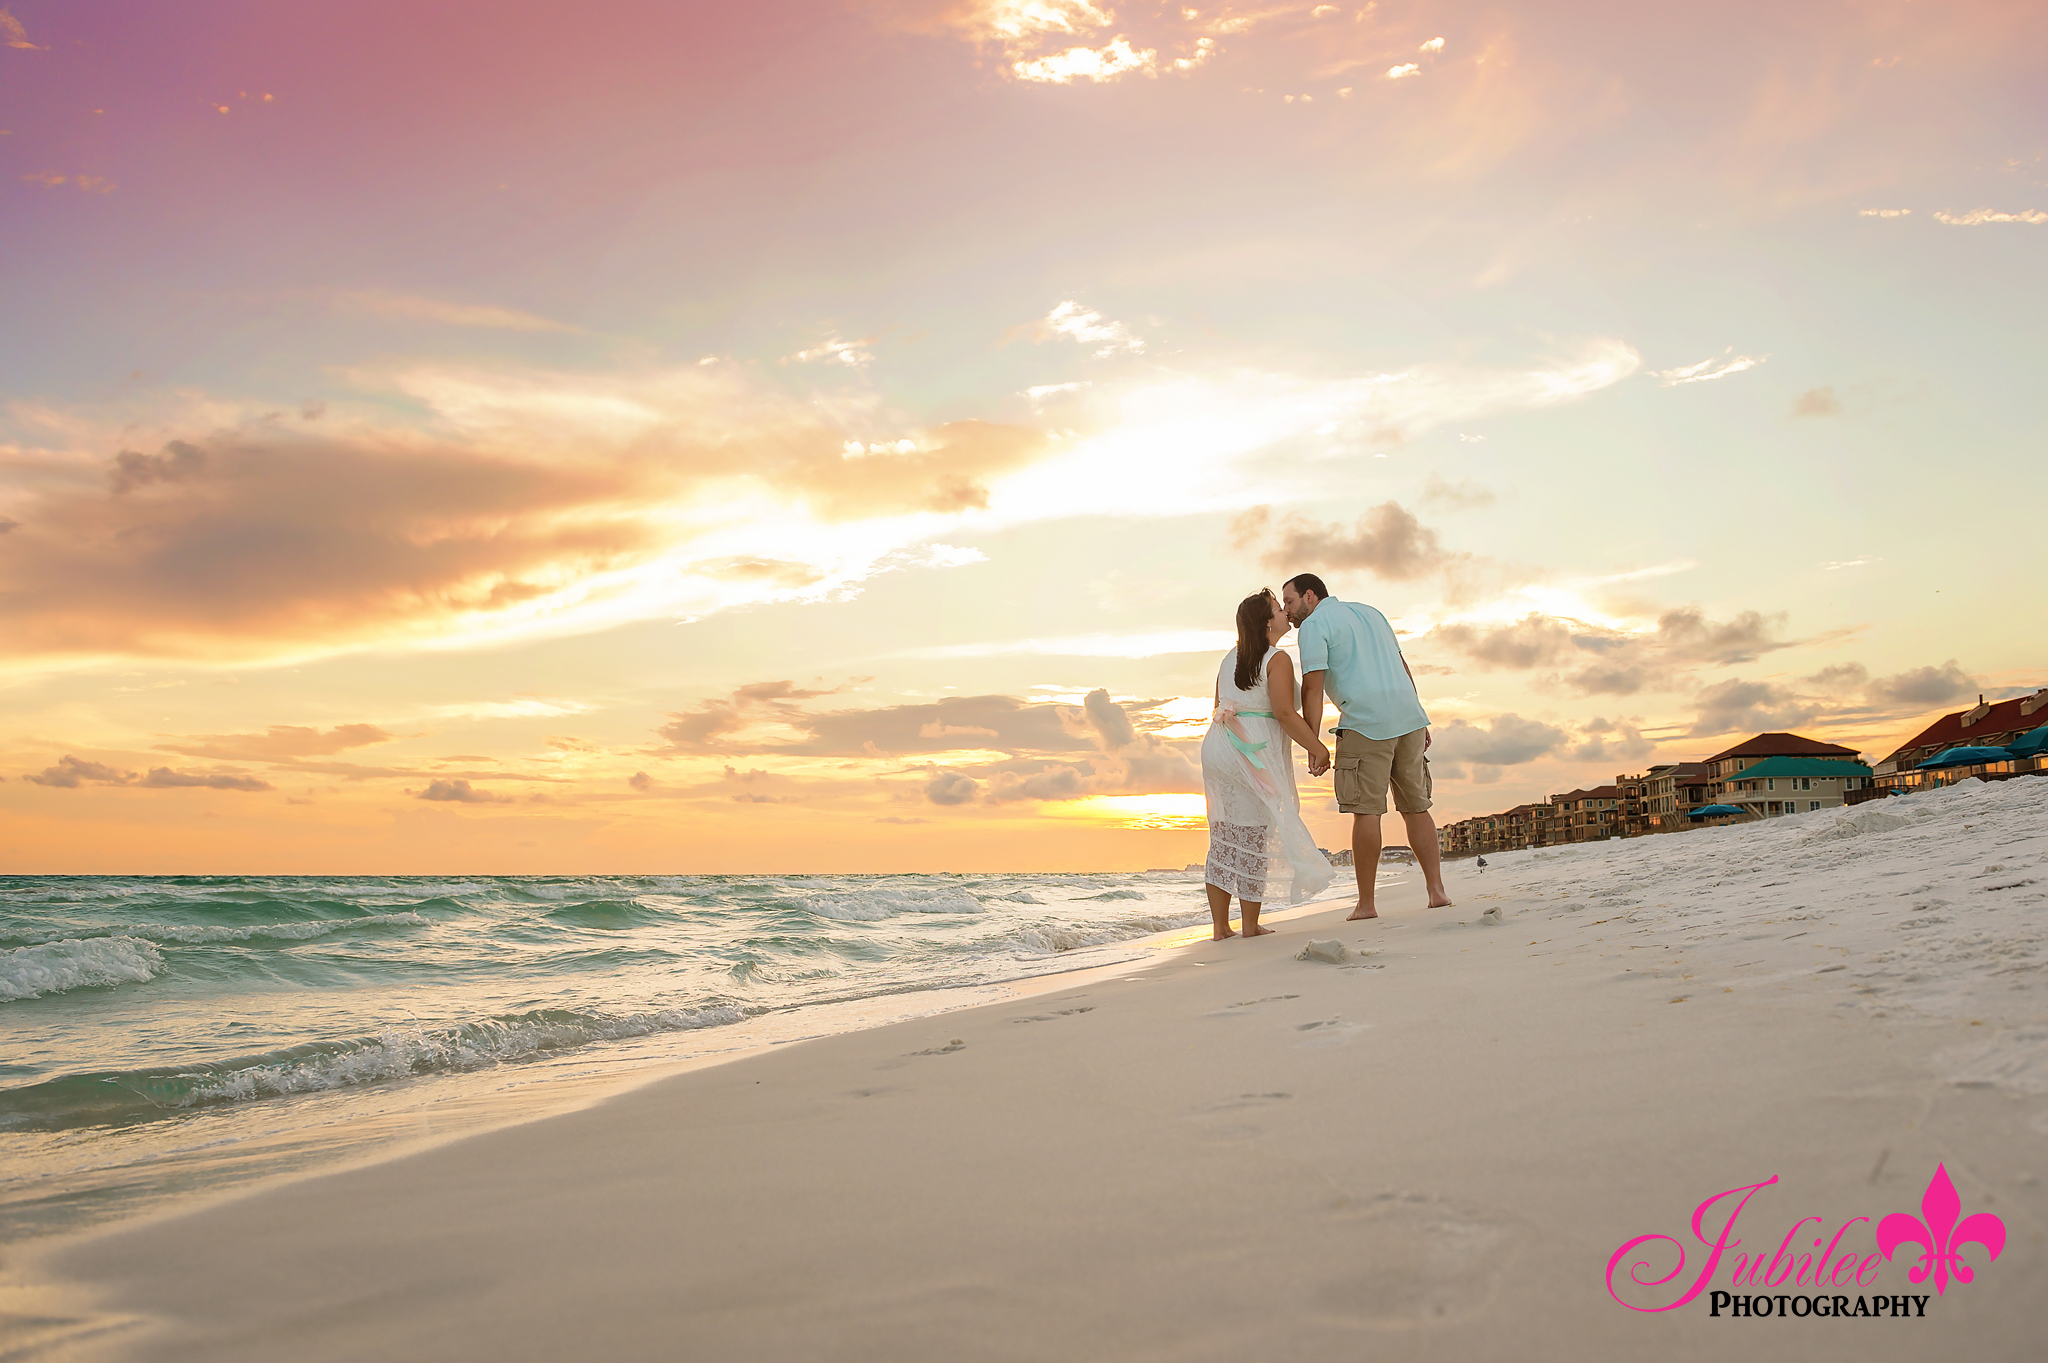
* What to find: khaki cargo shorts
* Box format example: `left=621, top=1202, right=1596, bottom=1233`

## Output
left=1332, top=727, right=1432, bottom=815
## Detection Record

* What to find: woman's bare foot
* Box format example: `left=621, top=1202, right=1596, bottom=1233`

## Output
left=1345, top=905, right=1379, bottom=920
left=1427, top=894, right=1454, bottom=909
left=1243, top=924, right=1274, bottom=936
left=1211, top=928, right=1239, bottom=940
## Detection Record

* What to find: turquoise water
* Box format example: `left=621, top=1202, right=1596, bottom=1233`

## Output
left=2, top=872, right=1236, bottom=1240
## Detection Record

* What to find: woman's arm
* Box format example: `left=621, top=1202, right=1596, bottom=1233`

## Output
left=1264, top=653, right=1326, bottom=755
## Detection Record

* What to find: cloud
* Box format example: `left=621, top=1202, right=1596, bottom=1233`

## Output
left=949, top=0, right=1112, bottom=44
left=1427, top=613, right=1577, bottom=670
left=1792, top=387, right=1840, bottom=417
left=110, top=440, right=207, bottom=494
left=1867, top=659, right=1976, bottom=708
left=1934, top=208, right=2047, bottom=225
left=1570, top=716, right=1656, bottom=765
left=1387, top=63, right=1419, bottom=79
left=984, top=765, right=1092, bottom=802
left=1650, top=351, right=1768, bottom=386
left=925, top=770, right=981, bottom=804
left=0, top=362, right=1050, bottom=664
left=1419, top=36, right=1445, bottom=53
left=1424, top=606, right=1791, bottom=696
left=1419, top=473, right=1495, bottom=510
left=23, top=754, right=270, bottom=790
left=1859, top=208, right=1910, bottom=218
left=1082, top=686, right=1136, bottom=746
left=1013, top=36, right=1156, bottom=82
left=628, top=771, right=656, bottom=791
left=789, top=337, right=875, bottom=367
left=1802, top=654, right=1974, bottom=704
left=660, top=683, right=1198, bottom=804
left=1428, top=713, right=1568, bottom=767
left=1232, top=501, right=1455, bottom=582
left=327, top=290, right=581, bottom=333
left=24, top=756, right=134, bottom=788
left=659, top=685, right=1071, bottom=758
left=415, top=778, right=508, bottom=803
left=137, top=767, right=273, bottom=792
left=1, top=9, right=40, bottom=49
left=1023, top=381, right=1089, bottom=402
left=159, top=724, right=394, bottom=761
left=1803, top=662, right=1869, bottom=693
left=1033, top=301, right=1144, bottom=356
left=1687, top=678, right=1818, bottom=737
left=685, top=557, right=828, bottom=588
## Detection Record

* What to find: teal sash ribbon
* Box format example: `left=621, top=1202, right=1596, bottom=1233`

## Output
left=1224, top=710, right=1276, bottom=769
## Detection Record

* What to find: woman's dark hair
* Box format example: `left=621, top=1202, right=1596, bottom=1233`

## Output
left=1233, top=589, right=1276, bottom=692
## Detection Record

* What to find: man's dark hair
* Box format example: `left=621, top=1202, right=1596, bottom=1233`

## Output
left=1285, top=573, right=1328, bottom=602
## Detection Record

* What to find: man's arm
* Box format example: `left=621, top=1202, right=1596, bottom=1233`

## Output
left=1301, top=670, right=1329, bottom=775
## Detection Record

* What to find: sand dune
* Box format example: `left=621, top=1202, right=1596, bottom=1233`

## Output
left=15, top=779, right=2045, bottom=1361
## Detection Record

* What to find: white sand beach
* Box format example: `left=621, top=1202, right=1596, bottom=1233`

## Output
left=13, top=777, right=2046, bottom=1362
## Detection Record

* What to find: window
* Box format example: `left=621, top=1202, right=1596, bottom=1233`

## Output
left=1809, top=801, right=1821, bottom=811
left=1767, top=779, right=1776, bottom=791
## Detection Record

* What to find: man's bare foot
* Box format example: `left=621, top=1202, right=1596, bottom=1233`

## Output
left=1211, top=928, right=1239, bottom=940
left=1345, top=906, right=1379, bottom=920
left=1243, top=924, right=1274, bottom=936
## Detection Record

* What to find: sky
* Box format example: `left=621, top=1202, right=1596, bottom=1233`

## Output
left=1, top=0, right=2043, bottom=873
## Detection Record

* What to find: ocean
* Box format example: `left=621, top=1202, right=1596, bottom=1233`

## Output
left=2, top=870, right=1360, bottom=1243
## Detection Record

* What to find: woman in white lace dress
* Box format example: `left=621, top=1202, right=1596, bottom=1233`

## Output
left=1200, top=589, right=1335, bottom=938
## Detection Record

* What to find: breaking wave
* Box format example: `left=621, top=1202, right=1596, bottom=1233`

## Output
left=0, top=1002, right=755, bottom=1131
left=1, top=937, right=164, bottom=1002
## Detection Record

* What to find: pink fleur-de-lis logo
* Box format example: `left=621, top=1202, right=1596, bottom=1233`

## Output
left=1875, top=1164, right=2006, bottom=1294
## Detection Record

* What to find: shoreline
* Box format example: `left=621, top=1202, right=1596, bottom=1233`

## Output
left=10, top=844, right=2045, bottom=1360
left=2, top=886, right=1363, bottom=1345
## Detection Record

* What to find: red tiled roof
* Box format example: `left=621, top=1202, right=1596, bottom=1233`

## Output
left=1703, top=732, right=1860, bottom=763
left=1884, top=689, right=2048, bottom=763
left=1665, top=762, right=1712, bottom=777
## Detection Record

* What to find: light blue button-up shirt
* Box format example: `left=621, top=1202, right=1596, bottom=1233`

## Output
left=1295, top=598, right=1430, bottom=740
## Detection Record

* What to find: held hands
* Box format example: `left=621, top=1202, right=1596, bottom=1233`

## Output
left=1307, top=738, right=1331, bottom=778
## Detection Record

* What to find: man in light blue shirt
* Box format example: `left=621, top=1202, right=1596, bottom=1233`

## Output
left=1283, top=572, right=1453, bottom=918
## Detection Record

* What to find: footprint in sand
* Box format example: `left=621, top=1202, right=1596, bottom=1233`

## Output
left=1187, top=1092, right=1292, bottom=1141
left=1202, top=994, right=1301, bottom=1018
left=1313, top=1193, right=1522, bottom=1327
left=1010, top=1007, right=1095, bottom=1024
left=1293, top=1016, right=1372, bottom=1047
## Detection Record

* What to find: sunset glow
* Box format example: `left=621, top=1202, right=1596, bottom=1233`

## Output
left=1, top=0, right=2041, bottom=872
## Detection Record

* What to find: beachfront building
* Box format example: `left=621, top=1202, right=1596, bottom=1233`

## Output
left=1645, top=762, right=1714, bottom=829
left=1718, top=757, right=1875, bottom=818
left=1439, top=732, right=1888, bottom=856
left=1550, top=785, right=1621, bottom=842
left=1615, top=771, right=1650, bottom=837
left=1873, top=688, right=2048, bottom=794
left=1703, top=733, right=1861, bottom=799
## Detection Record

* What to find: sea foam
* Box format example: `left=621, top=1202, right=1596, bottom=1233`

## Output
left=1, top=936, right=165, bottom=1002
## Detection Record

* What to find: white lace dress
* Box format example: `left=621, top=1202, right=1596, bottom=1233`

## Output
left=1200, top=646, right=1336, bottom=905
